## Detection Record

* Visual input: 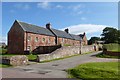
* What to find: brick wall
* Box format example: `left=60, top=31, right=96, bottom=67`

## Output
left=82, top=35, right=88, bottom=45
left=24, top=32, right=56, bottom=52
left=8, top=21, right=24, bottom=54
left=57, top=38, right=80, bottom=46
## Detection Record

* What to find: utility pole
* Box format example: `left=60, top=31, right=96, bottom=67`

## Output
left=79, top=38, right=82, bottom=54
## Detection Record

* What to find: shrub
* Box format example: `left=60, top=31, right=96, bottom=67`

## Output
left=0, top=48, right=7, bottom=54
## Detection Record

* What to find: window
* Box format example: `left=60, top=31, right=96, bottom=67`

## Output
left=35, top=37, right=38, bottom=42
left=27, top=36, right=31, bottom=41
left=48, top=37, right=50, bottom=43
left=42, top=38, right=45, bottom=42
left=27, top=46, right=31, bottom=51
left=62, top=38, right=64, bottom=43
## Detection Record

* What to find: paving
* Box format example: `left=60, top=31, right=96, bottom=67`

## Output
left=2, top=51, right=119, bottom=78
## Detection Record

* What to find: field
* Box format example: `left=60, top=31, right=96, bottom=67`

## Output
left=67, top=62, right=119, bottom=79
left=103, top=43, right=120, bottom=52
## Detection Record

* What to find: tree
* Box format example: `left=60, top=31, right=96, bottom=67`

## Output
left=101, top=27, right=119, bottom=44
left=118, top=30, right=120, bottom=44
left=88, top=37, right=100, bottom=45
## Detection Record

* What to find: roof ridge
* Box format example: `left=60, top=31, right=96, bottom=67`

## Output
left=18, top=20, right=45, bottom=29
left=15, top=20, right=26, bottom=31
left=16, top=20, right=54, bottom=36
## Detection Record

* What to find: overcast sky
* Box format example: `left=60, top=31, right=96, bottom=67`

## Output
left=1, top=2, right=118, bottom=44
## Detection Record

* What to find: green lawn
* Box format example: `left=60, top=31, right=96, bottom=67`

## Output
left=67, top=62, right=119, bottom=79
left=1, top=54, right=37, bottom=61
left=0, top=64, right=11, bottom=68
left=26, top=54, right=37, bottom=61
left=96, top=53, right=120, bottom=59
left=103, top=43, right=120, bottom=52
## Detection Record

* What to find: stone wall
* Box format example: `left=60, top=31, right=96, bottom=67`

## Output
left=37, top=45, right=98, bottom=62
left=1, top=55, right=29, bottom=66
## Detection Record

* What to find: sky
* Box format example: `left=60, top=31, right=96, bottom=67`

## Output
left=1, top=2, right=118, bottom=44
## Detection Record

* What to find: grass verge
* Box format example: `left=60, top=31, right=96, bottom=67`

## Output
left=0, top=64, right=11, bottom=68
left=1, top=51, right=95, bottom=63
left=0, top=54, right=37, bottom=61
left=26, top=54, right=37, bottom=61
left=67, top=62, right=119, bottom=79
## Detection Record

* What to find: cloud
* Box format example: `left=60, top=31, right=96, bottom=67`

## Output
left=77, top=11, right=83, bottom=14
left=60, top=24, right=108, bottom=35
left=72, top=5, right=82, bottom=11
left=56, top=5, right=63, bottom=9
left=14, top=4, right=30, bottom=10
left=37, top=2, right=51, bottom=9
left=0, top=36, right=7, bottom=44
left=68, top=4, right=84, bottom=15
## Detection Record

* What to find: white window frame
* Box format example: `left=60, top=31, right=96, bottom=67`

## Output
left=27, top=36, right=31, bottom=41
left=62, top=38, right=64, bottom=43
left=35, top=37, right=38, bottom=42
left=48, top=37, right=50, bottom=43
left=27, top=46, right=31, bottom=51
left=42, top=37, right=46, bottom=42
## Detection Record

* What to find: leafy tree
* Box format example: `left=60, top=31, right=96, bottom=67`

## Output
left=118, top=30, right=120, bottom=44
left=101, top=27, right=119, bottom=44
left=88, top=37, right=100, bottom=45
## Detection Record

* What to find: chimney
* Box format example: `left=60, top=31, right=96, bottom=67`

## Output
left=83, top=32, right=85, bottom=35
left=46, top=23, right=51, bottom=29
left=64, top=28, right=69, bottom=33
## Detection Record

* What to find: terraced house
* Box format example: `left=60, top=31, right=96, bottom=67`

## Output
left=8, top=20, right=87, bottom=54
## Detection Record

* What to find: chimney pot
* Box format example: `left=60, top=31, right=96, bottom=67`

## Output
left=64, top=28, right=69, bottom=33
left=46, top=23, right=51, bottom=29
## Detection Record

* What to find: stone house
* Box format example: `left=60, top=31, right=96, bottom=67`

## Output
left=79, top=32, right=88, bottom=45
left=0, top=42, right=6, bottom=48
left=8, top=20, right=87, bottom=54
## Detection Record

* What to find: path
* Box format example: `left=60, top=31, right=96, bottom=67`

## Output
left=2, top=51, right=119, bottom=78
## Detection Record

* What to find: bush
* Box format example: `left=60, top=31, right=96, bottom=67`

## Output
left=0, top=48, right=7, bottom=54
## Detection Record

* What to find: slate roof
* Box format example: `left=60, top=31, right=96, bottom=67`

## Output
left=70, top=34, right=82, bottom=40
left=17, top=20, right=54, bottom=36
left=16, top=20, right=82, bottom=40
left=79, top=34, right=84, bottom=39
left=51, top=28, right=74, bottom=39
